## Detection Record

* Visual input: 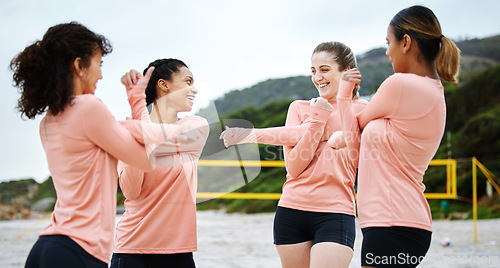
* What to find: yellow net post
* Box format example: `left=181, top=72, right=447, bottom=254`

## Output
left=472, top=157, right=478, bottom=243
left=475, top=159, right=500, bottom=195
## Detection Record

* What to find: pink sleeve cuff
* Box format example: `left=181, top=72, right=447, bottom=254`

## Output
left=310, top=106, right=332, bottom=123
left=127, top=85, right=149, bottom=121
left=338, top=80, right=356, bottom=100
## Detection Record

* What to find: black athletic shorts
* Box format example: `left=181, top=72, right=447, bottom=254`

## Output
left=273, top=206, right=356, bottom=249
left=110, top=252, right=195, bottom=268
left=25, top=235, right=107, bottom=268
left=361, top=226, right=432, bottom=267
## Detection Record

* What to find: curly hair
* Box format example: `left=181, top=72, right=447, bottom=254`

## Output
left=10, top=22, right=112, bottom=119
left=143, top=59, right=188, bottom=106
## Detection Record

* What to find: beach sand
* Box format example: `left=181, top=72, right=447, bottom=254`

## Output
left=1, top=210, right=499, bottom=267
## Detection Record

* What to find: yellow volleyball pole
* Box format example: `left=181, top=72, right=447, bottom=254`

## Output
left=476, top=159, right=500, bottom=194
left=472, top=157, right=478, bottom=243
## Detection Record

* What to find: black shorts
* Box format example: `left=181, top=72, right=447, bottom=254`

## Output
left=25, top=235, right=107, bottom=268
left=110, top=252, right=195, bottom=268
left=361, top=226, right=432, bottom=268
left=273, top=206, right=355, bottom=249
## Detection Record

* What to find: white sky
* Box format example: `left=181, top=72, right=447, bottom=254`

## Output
left=1, top=0, right=499, bottom=182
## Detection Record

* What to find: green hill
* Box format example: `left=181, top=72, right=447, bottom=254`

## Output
left=198, top=64, right=500, bottom=217
left=357, top=35, right=500, bottom=95
left=197, top=76, right=317, bottom=118
left=197, top=35, right=500, bottom=116
left=2, top=35, right=500, bottom=218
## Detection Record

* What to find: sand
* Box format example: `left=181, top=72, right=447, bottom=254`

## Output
left=1, top=210, right=499, bottom=267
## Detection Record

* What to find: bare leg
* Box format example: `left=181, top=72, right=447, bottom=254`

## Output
left=275, top=241, right=313, bottom=268
left=310, top=242, right=353, bottom=268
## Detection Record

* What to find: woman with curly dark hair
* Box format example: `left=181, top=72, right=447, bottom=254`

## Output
left=10, top=22, right=189, bottom=267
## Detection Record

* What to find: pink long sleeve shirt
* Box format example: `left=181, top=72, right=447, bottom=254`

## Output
left=38, top=86, right=182, bottom=263
left=337, top=73, right=446, bottom=232
left=233, top=99, right=367, bottom=214
left=113, top=115, right=209, bottom=254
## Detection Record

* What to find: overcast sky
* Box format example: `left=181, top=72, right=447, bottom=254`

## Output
left=1, top=0, right=499, bottom=183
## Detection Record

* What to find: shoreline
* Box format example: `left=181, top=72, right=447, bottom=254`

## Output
left=1, top=211, right=499, bottom=267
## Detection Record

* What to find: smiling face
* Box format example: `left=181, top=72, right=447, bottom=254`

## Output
left=81, top=50, right=103, bottom=94
left=311, top=51, right=342, bottom=101
left=161, top=66, right=197, bottom=112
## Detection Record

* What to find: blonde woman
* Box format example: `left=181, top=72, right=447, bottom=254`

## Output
left=221, top=42, right=367, bottom=268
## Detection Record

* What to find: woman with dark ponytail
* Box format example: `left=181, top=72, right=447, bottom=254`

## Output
left=111, top=59, right=208, bottom=268
left=337, top=5, right=460, bottom=267
left=11, top=23, right=190, bottom=267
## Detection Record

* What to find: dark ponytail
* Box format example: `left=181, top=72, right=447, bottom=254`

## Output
left=143, top=59, right=188, bottom=106
left=390, top=5, right=460, bottom=83
left=10, top=22, right=112, bottom=119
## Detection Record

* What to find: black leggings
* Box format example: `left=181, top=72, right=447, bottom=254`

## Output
left=361, top=226, right=432, bottom=267
left=110, top=252, right=196, bottom=268
left=25, top=235, right=107, bottom=268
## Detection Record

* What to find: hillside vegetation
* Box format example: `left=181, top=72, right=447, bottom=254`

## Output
left=2, top=35, right=500, bottom=219
left=198, top=64, right=500, bottom=217
left=198, top=35, right=500, bottom=116
left=197, top=35, right=500, bottom=217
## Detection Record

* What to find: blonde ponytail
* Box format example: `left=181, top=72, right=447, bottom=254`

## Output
left=436, top=36, right=461, bottom=83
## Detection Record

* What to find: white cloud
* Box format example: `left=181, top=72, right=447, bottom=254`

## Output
left=1, top=0, right=499, bottom=182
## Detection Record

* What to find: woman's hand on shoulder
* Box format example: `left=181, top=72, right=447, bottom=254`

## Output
left=122, top=67, right=155, bottom=97
left=341, top=68, right=362, bottom=86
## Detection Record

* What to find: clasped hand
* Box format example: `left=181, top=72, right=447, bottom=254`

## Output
left=121, top=67, right=155, bottom=98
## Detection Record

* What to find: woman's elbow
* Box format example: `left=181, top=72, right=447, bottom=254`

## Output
left=125, top=156, right=153, bottom=172
left=119, top=177, right=143, bottom=200
left=123, top=190, right=140, bottom=200
left=137, top=160, right=154, bottom=172
left=285, top=165, right=301, bottom=178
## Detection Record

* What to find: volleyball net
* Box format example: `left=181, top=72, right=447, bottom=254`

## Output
left=195, top=158, right=459, bottom=200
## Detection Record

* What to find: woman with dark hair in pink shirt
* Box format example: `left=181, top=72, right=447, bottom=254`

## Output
left=337, top=5, right=460, bottom=268
left=110, top=59, right=209, bottom=268
left=10, top=22, right=191, bottom=267
left=221, top=41, right=367, bottom=268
